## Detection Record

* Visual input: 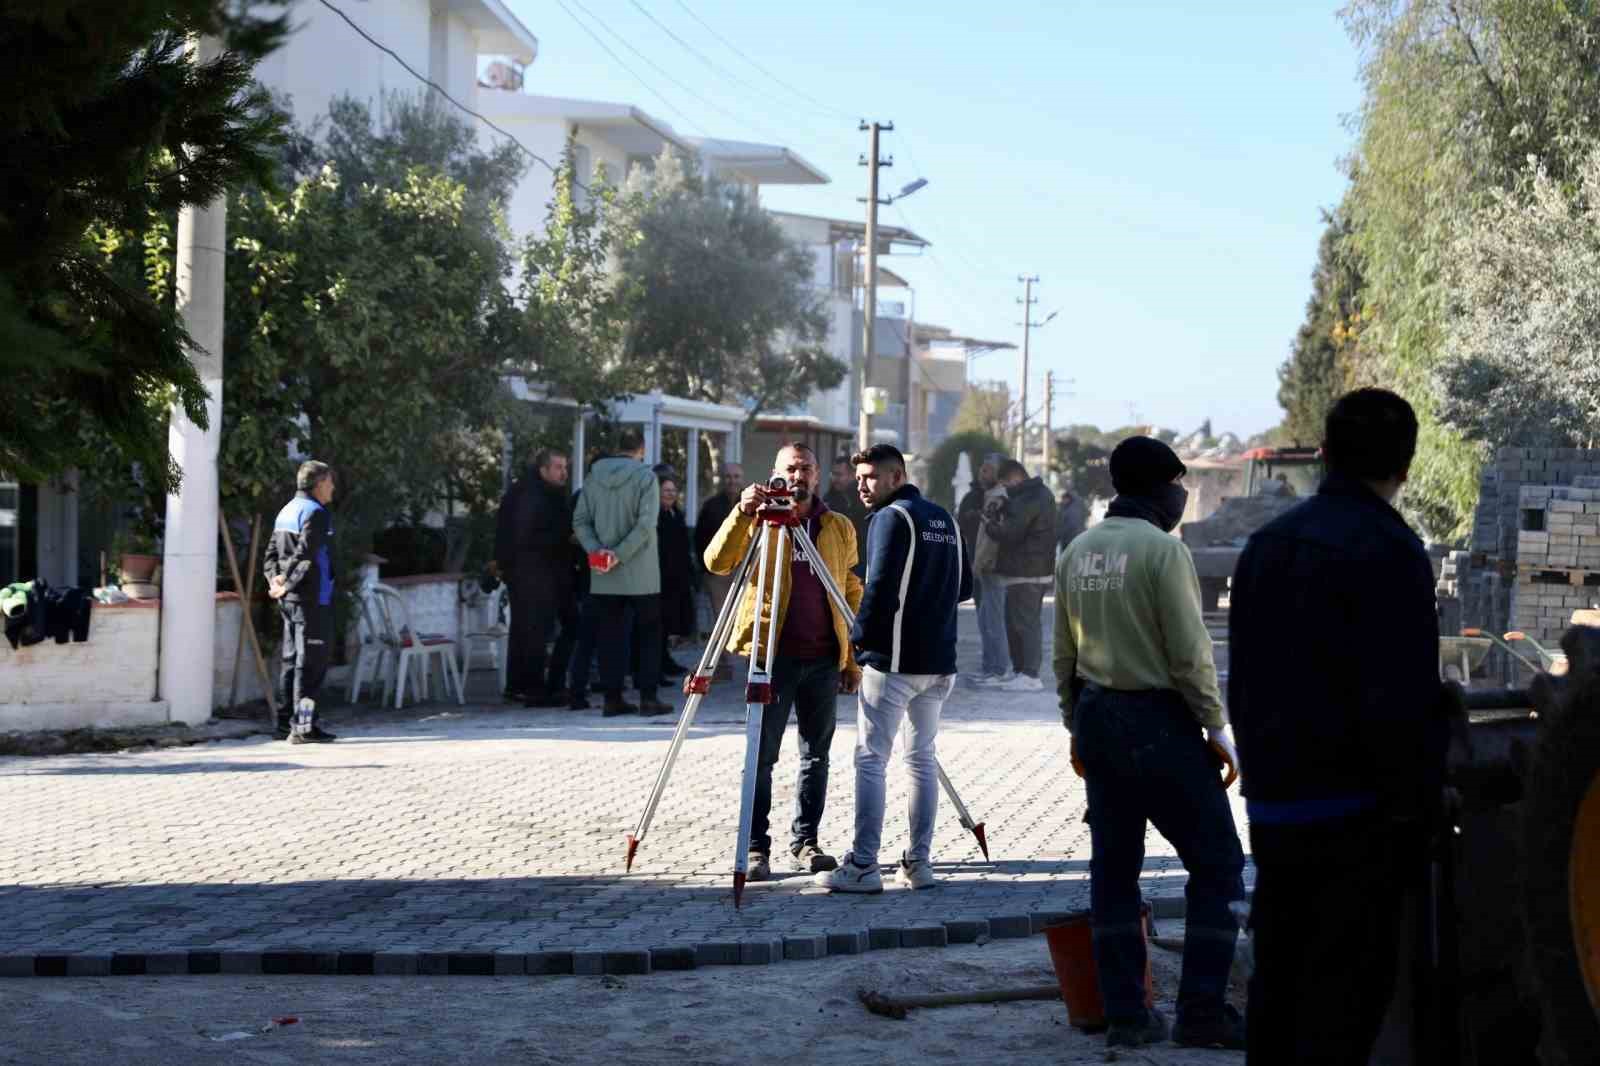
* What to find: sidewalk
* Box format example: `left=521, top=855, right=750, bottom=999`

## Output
left=0, top=602, right=1250, bottom=976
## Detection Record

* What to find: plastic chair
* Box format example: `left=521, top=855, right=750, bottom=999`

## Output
left=458, top=580, right=509, bottom=695
left=347, top=588, right=394, bottom=703
left=369, top=583, right=465, bottom=708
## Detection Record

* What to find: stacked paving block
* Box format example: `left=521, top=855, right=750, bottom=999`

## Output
left=1451, top=448, right=1600, bottom=680
left=1510, top=479, right=1600, bottom=646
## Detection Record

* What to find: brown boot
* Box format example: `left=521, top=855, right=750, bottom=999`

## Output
left=637, top=695, right=673, bottom=716
left=602, top=696, right=638, bottom=717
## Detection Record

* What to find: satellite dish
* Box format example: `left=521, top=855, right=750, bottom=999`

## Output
left=482, top=61, right=523, bottom=92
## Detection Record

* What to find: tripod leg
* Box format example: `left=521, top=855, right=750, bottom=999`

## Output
left=732, top=522, right=779, bottom=907
left=625, top=529, right=763, bottom=870
left=793, top=525, right=992, bottom=862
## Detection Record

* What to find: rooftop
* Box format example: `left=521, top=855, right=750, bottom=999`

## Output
left=688, top=137, right=830, bottom=186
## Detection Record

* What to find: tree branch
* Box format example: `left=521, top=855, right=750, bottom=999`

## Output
left=1446, top=0, right=1510, bottom=120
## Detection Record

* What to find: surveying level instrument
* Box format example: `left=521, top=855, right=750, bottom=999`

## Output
left=624, top=476, right=990, bottom=907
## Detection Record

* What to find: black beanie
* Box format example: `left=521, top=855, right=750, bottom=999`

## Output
left=1109, top=436, right=1187, bottom=496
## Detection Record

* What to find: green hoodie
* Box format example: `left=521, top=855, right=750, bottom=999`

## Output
left=573, top=456, right=661, bottom=597
left=1052, top=516, right=1224, bottom=730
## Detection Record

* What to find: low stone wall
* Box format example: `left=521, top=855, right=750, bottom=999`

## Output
left=1, top=594, right=269, bottom=732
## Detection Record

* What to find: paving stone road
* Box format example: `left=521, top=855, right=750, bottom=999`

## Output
left=0, top=603, right=1251, bottom=975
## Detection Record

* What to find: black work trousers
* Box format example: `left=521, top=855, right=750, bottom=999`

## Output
left=1247, top=816, right=1412, bottom=1065
left=278, top=600, right=332, bottom=721
left=1003, top=580, right=1046, bottom=677
left=508, top=571, right=578, bottom=697
left=587, top=593, right=661, bottom=697
left=750, top=655, right=839, bottom=856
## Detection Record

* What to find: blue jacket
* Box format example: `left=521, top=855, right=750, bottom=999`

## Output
left=264, top=492, right=335, bottom=608
left=852, top=485, right=973, bottom=675
left=1228, top=474, right=1447, bottom=824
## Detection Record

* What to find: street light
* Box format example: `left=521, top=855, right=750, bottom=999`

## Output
left=891, top=177, right=928, bottom=201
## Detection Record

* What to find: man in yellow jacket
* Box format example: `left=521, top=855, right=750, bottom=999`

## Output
left=704, top=442, right=864, bottom=881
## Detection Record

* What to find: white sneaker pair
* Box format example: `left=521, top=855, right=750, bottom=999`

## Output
left=813, top=854, right=937, bottom=893
left=996, top=673, right=1044, bottom=692
left=971, top=671, right=1016, bottom=687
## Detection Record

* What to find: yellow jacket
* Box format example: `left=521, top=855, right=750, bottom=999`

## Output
left=703, top=505, right=864, bottom=676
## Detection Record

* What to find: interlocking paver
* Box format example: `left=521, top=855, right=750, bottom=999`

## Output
left=0, top=604, right=1251, bottom=973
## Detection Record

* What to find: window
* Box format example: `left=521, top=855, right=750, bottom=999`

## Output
left=0, top=477, right=16, bottom=585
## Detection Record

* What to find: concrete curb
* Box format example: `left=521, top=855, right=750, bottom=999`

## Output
left=0, top=895, right=1198, bottom=978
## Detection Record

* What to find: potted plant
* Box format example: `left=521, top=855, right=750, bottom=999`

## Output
left=112, top=528, right=161, bottom=586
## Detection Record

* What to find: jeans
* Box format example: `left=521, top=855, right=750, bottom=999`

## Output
left=582, top=594, right=660, bottom=697
left=1003, top=579, right=1046, bottom=678
left=851, top=667, right=954, bottom=866
left=749, top=656, right=839, bottom=856
left=1247, top=817, right=1413, bottom=1065
left=1074, top=683, right=1245, bottom=1024
left=974, top=574, right=1011, bottom=676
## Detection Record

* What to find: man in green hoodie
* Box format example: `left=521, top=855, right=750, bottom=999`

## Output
left=573, top=429, right=670, bottom=717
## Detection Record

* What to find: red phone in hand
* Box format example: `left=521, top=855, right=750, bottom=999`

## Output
left=587, top=550, right=614, bottom=574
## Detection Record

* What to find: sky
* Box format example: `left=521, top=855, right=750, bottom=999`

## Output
left=501, top=0, right=1364, bottom=438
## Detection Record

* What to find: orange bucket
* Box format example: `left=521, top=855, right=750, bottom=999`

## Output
left=1042, top=904, right=1154, bottom=1031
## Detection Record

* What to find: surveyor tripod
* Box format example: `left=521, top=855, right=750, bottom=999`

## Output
left=623, top=478, right=990, bottom=907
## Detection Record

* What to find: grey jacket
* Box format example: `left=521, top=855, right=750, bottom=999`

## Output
left=573, top=457, right=661, bottom=596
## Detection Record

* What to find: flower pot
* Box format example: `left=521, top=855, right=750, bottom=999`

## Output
left=119, top=553, right=159, bottom=584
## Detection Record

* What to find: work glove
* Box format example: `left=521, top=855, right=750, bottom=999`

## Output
left=1206, top=724, right=1240, bottom=790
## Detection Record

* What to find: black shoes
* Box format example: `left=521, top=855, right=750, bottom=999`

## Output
left=602, top=697, right=638, bottom=717
left=1106, top=1006, right=1170, bottom=1049
left=288, top=725, right=337, bottom=745
left=568, top=693, right=591, bottom=711
left=1173, top=1004, right=1246, bottom=1049
left=637, top=697, right=673, bottom=716
left=525, top=688, right=570, bottom=709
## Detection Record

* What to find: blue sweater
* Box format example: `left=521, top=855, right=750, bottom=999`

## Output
left=851, top=485, right=973, bottom=675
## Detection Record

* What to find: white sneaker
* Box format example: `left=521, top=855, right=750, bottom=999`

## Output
left=814, top=854, right=883, bottom=893
left=973, top=671, right=1016, bottom=687
left=997, top=673, right=1044, bottom=692
left=896, top=855, right=937, bottom=890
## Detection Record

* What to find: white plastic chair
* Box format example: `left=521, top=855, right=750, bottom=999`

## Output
left=458, top=580, right=509, bottom=695
left=370, top=583, right=465, bottom=708
left=347, top=588, right=394, bottom=703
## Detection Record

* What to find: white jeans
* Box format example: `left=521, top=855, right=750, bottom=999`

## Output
left=851, top=667, right=956, bottom=867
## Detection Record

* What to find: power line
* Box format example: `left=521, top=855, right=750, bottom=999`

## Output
left=669, top=0, right=858, bottom=121
left=547, top=0, right=706, bottom=136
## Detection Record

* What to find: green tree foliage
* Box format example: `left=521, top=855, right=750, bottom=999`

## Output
left=617, top=151, right=842, bottom=422
left=221, top=94, right=527, bottom=576
left=0, top=2, right=287, bottom=489
left=1277, top=207, right=1365, bottom=446
left=1437, top=149, right=1600, bottom=449
left=1341, top=0, right=1600, bottom=537
left=926, top=431, right=1010, bottom=510
left=951, top=382, right=1012, bottom=443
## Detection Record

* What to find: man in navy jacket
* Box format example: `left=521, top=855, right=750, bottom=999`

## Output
left=1228, top=388, right=1449, bottom=1064
left=263, top=460, right=338, bottom=743
left=817, top=444, right=973, bottom=894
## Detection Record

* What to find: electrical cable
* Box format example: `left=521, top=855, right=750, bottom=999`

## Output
left=669, top=0, right=859, bottom=121
left=547, top=0, right=707, bottom=136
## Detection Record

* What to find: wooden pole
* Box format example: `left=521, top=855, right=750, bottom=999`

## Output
left=226, top=514, right=261, bottom=711
left=218, top=510, right=277, bottom=723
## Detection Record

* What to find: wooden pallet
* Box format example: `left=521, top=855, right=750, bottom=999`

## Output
left=1517, top=564, right=1600, bottom=587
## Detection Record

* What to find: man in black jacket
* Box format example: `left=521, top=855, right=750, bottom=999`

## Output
left=817, top=444, right=973, bottom=894
left=823, top=454, right=871, bottom=578
left=263, top=460, right=338, bottom=743
left=693, top=462, right=744, bottom=632
left=983, top=459, right=1056, bottom=691
left=494, top=449, right=580, bottom=708
left=1228, top=388, right=1449, bottom=1065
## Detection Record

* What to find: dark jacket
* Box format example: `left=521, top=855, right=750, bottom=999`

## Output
left=1228, top=474, right=1448, bottom=824
left=984, top=476, right=1056, bottom=579
left=823, top=486, right=871, bottom=572
left=852, top=485, right=973, bottom=675
left=956, top=481, right=987, bottom=554
left=657, top=505, right=696, bottom=636
left=694, top=492, right=737, bottom=562
left=1056, top=491, right=1089, bottom=550
left=264, top=492, right=335, bottom=608
left=496, top=470, right=576, bottom=583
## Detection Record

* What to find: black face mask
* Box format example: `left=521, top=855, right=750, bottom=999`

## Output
left=1108, top=483, right=1189, bottom=533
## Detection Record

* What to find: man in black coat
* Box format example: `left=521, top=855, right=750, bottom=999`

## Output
left=494, top=448, right=580, bottom=708
left=982, top=459, right=1057, bottom=690
left=1228, top=388, right=1449, bottom=1065
left=823, top=454, right=871, bottom=578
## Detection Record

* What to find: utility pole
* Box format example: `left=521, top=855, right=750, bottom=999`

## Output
left=1043, top=370, right=1054, bottom=474
left=857, top=120, right=893, bottom=451
left=1015, top=275, right=1038, bottom=465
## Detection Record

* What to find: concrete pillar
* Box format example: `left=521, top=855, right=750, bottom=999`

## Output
left=686, top=428, right=700, bottom=519
left=159, top=37, right=227, bottom=726
left=572, top=414, right=587, bottom=491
